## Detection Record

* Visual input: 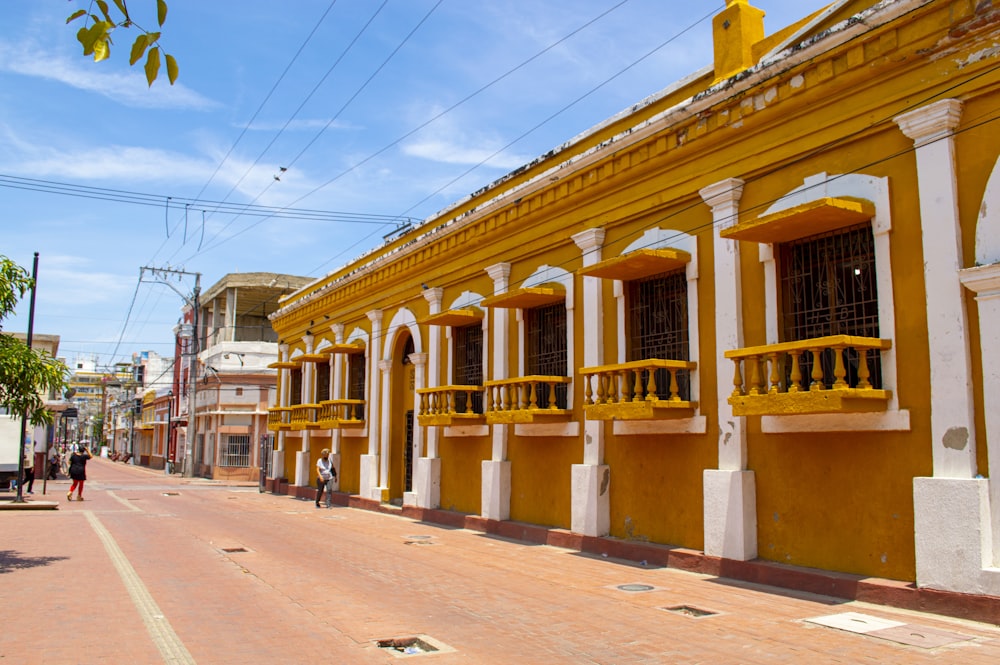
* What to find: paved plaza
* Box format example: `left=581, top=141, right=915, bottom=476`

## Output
left=3, top=458, right=1000, bottom=664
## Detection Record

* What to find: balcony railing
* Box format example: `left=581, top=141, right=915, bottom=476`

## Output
left=580, top=358, right=697, bottom=420
left=417, top=385, right=484, bottom=427
left=484, top=375, right=572, bottom=424
left=317, top=399, right=365, bottom=428
left=724, top=335, right=892, bottom=416
left=290, top=403, right=321, bottom=430
left=266, top=406, right=292, bottom=431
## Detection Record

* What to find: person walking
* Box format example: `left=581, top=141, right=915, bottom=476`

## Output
left=21, top=454, right=35, bottom=494
left=315, top=448, right=337, bottom=508
left=67, top=444, right=92, bottom=501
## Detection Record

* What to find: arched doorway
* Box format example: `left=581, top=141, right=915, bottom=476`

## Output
left=388, top=332, right=415, bottom=504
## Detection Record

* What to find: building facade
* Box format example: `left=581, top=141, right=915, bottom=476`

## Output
left=173, top=272, right=312, bottom=480
left=267, top=0, right=1000, bottom=599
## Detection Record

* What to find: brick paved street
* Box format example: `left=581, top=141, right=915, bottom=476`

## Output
left=3, top=458, right=1000, bottom=664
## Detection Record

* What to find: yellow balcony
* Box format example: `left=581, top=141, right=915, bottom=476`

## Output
left=484, top=376, right=572, bottom=424
left=417, top=385, right=484, bottom=426
left=290, top=404, right=321, bottom=430
left=724, top=335, right=892, bottom=416
left=317, top=399, right=366, bottom=429
left=267, top=406, right=292, bottom=431
left=580, top=359, right=697, bottom=421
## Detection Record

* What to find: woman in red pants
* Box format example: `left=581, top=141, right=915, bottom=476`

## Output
left=67, top=444, right=92, bottom=501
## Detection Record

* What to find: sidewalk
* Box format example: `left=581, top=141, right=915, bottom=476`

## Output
left=2, top=457, right=999, bottom=663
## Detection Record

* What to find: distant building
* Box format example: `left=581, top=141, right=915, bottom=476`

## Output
left=267, top=0, right=1000, bottom=601
left=172, top=272, right=313, bottom=480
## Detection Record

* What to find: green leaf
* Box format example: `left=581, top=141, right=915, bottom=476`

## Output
left=78, top=23, right=108, bottom=56
left=144, top=46, right=160, bottom=86
left=95, top=0, right=111, bottom=23
left=66, top=9, right=87, bottom=24
left=129, top=34, right=149, bottom=66
left=165, top=53, right=178, bottom=85
left=157, top=0, right=168, bottom=27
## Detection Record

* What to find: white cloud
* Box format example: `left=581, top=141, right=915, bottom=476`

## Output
left=400, top=106, right=531, bottom=170
left=0, top=39, right=217, bottom=110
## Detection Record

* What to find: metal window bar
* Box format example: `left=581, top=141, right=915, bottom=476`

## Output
left=525, top=303, right=568, bottom=409
left=627, top=268, right=690, bottom=401
left=452, top=323, right=484, bottom=414
left=220, top=434, right=251, bottom=467
left=779, top=223, right=882, bottom=389
left=404, top=409, right=414, bottom=493
left=315, top=363, right=331, bottom=402
left=259, top=433, right=273, bottom=477
left=347, top=353, right=366, bottom=421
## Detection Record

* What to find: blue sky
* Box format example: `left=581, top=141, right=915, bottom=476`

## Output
left=1, top=0, right=832, bottom=370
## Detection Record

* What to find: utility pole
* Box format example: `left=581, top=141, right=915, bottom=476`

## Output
left=141, top=266, right=201, bottom=478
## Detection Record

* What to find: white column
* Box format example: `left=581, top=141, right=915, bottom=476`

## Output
left=408, top=352, right=439, bottom=509
left=330, top=323, right=344, bottom=456
left=294, top=333, right=314, bottom=488
left=570, top=228, right=610, bottom=537
left=700, top=177, right=757, bottom=561
left=422, top=287, right=444, bottom=459
left=960, top=265, right=1000, bottom=571
left=896, top=99, right=977, bottom=479
left=377, top=358, right=392, bottom=502
left=482, top=262, right=511, bottom=521
left=360, top=310, right=382, bottom=500
left=898, top=99, right=995, bottom=595
left=272, top=343, right=289, bottom=481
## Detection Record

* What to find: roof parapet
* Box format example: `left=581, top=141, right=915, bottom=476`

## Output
left=713, top=0, right=766, bottom=83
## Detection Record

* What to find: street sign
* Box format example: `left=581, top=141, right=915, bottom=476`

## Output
left=62, top=408, right=78, bottom=419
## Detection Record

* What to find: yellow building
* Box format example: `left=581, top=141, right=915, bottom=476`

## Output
left=268, top=0, right=1000, bottom=602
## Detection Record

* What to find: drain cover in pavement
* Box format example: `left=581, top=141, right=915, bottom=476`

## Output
left=664, top=604, right=718, bottom=618
left=804, top=612, right=974, bottom=649
left=375, top=635, right=454, bottom=658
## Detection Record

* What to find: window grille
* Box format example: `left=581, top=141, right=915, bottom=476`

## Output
left=525, top=302, right=568, bottom=409
left=289, top=368, right=302, bottom=405
left=627, top=268, right=690, bottom=400
left=259, top=433, right=273, bottom=477
left=220, top=434, right=251, bottom=467
left=348, top=353, right=366, bottom=420
left=452, top=323, right=483, bottom=413
left=404, top=409, right=414, bottom=492
left=779, top=222, right=881, bottom=388
left=315, top=362, right=331, bottom=402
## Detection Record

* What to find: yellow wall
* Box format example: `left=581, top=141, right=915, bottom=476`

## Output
left=508, top=436, right=574, bottom=529
left=438, top=435, right=490, bottom=514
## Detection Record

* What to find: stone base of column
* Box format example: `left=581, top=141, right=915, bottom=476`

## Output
left=703, top=469, right=757, bottom=561
left=360, top=454, right=379, bottom=500
left=406, top=457, right=440, bottom=509
left=294, top=451, right=311, bottom=487
left=571, top=464, right=610, bottom=537
left=482, top=460, right=511, bottom=521
left=270, top=449, right=285, bottom=481
left=914, top=477, right=999, bottom=595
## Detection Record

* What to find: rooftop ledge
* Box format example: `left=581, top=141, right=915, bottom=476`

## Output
left=720, top=197, right=875, bottom=244
left=577, top=248, right=691, bottom=281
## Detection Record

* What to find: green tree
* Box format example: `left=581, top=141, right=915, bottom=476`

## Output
left=0, top=256, right=67, bottom=426
left=67, top=0, right=178, bottom=87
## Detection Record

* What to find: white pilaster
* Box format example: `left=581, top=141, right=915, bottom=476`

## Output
left=483, top=262, right=511, bottom=521
left=571, top=228, right=610, bottom=537
left=423, top=287, right=444, bottom=459
left=700, top=177, right=757, bottom=561
left=895, top=99, right=977, bottom=479
left=330, top=323, right=344, bottom=455
left=960, top=264, right=1000, bottom=567
left=361, top=310, right=383, bottom=499
left=377, top=358, right=392, bottom=501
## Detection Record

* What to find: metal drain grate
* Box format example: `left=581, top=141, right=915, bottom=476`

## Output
left=616, top=583, right=656, bottom=593
left=664, top=605, right=718, bottom=618
left=220, top=547, right=248, bottom=553
left=162, top=492, right=180, bottom=496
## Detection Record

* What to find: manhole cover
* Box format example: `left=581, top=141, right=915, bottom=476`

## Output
left=404, top=540, right=437, bottom=546
left=405, top=535, right=432, bottom=540
left=664, top=605, right=717, bottom=618
left=162, top=492, right=180, bottom=496
left=617, top=584, right=655, bottom=593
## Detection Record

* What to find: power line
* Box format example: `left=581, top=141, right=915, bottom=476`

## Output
left=0, top=174, right=415, bottom=226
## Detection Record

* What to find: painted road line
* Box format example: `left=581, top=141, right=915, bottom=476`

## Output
left=84, top=511, right=196, bottom=664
